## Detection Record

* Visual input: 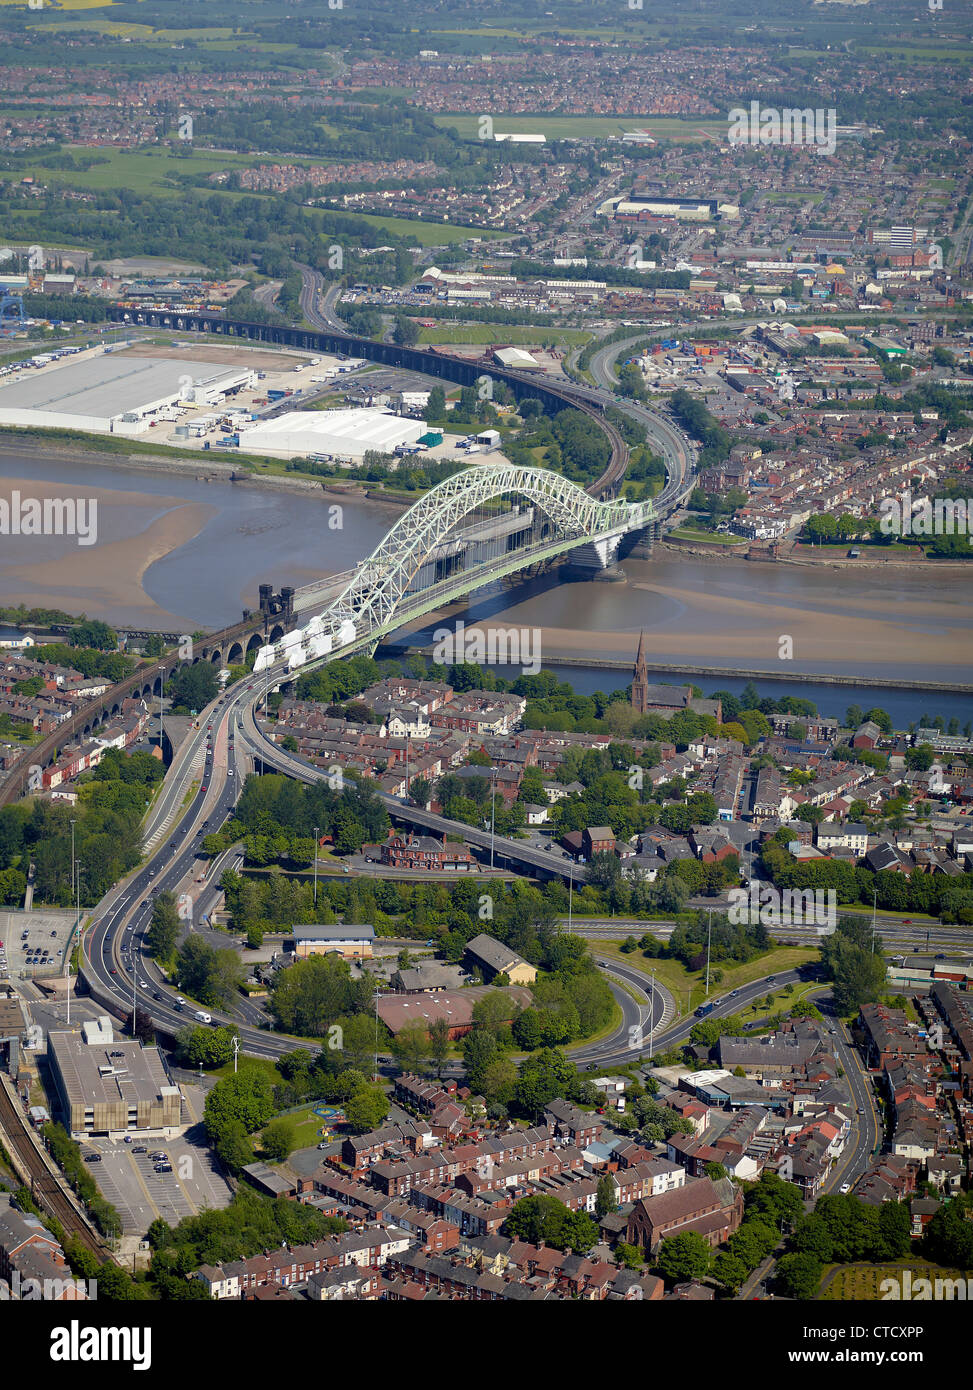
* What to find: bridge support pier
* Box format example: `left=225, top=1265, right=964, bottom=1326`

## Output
left=625, top=524, right=655, bottom=560
left=562, top=534, right=624, bottom=578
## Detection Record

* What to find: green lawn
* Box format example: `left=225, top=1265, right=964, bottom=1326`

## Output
left=668, top=526, right=748, bottom=546
left=594, top=941, right=820, bottom=1019
left=418, top=324, right=590, bottom=347
left=820, top=1260, right=968, bottom=1301
left=433, top=114, right=727, bottom=142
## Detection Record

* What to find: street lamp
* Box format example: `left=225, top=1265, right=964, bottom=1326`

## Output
left=489, top=768, right=498, bottom=871
left=313, top=825, right=319, bottom=907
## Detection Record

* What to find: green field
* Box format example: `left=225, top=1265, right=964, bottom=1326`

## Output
left=858, top=43, right=973, bottom=61
left=668, top=526, right=749, bottom=546
left=820, top=1262, right=969, bottom=1301
left=418, top=324, right=590, bottom=347
left=12, top=146, right=258, bottom=196
left=433, top=113, right=726, bottom=142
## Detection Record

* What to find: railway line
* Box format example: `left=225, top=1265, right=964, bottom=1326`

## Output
left=0, top=1080, right=105, bottom=1258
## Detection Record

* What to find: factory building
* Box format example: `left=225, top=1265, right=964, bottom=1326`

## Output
left=0, top=351, right=255, bottom=435
left=240, top=408, right=427, bottom=461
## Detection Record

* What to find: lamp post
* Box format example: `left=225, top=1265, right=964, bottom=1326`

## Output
left=705, top=909, right=712, bottom=998
left=313, top=825, right=319, bottom=908
left=373, top=990, right=381, bottom=1084
left=158, top=664, right=166, bottom=759
left=67, top=864, right=83, bottom=1028
left=648, top=968, right=656, bottom=1060
left=870, top=887, right=878, bottom=953
left=568, top=860, right=574, bottom=934
left=489, top=768, right=498, bottom=871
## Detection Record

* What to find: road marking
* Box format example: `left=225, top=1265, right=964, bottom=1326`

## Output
left=127, top=1155, right=161, bottom=1222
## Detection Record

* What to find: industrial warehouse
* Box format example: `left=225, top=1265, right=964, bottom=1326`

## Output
left=239, top=406, right=429, bottom=460
left=0, top=346, right=254, bottom=435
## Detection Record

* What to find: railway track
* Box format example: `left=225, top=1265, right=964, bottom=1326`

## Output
left=0, top=1082, right=105, bottom=1258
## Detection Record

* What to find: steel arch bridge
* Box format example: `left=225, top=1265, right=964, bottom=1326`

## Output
left=254, top=463, right=651, bottom=673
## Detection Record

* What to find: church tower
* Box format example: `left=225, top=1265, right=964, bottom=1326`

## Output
left=631, top=630, right=648, bottom=714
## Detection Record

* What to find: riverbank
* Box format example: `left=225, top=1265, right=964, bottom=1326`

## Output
left=393, top=639, right=973, bottom=696
left=0, top=434, right=415, bottom=508
left=660, top=536, right=972, bottom=573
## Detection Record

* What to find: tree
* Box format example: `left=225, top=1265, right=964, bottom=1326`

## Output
left=70, top=619, right=117, bottom=651
left=392, top=1024, right=429, bottom=1076
left=614, top=1242, right=644, bottom=1270
left=656, top=1231, right=712, bottom=1283
left=167, top=663, right=218, bottom=713
left=174, top=1024, right=237, bottom=1070
left=713, top=1252, right=749, bottom=1292
left=392, top=315, right=420, bottom=346
left=204, top=1067, right=275, bottom=1144
left=504, top=1195, right=597, bottom=1252
left=124, top=1007, right=154, bottom=1044
left=261, top=1117, right=296, bottom=1163
left=409, top=776, right=432, bottom=808
left=595, top=1174, right=618, bottom=1217
left=821, top=926, right=887, bottom=1014
left=427, top=1019, right=451, bottom=1078
left=344, top=1085, right=389, bottom=1134
left=775, top=1252, right=823, bottom=1299
left=146, top=890, right=180, bottom=965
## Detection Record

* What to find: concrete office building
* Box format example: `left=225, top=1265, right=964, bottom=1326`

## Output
left=47, top=1032, right=183, bottom=1138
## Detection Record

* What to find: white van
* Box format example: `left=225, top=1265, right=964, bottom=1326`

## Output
left=194, top=1010, right=212, bottom=1024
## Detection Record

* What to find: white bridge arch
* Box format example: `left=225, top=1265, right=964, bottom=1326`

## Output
left=254, top=463, right=651, bottom=673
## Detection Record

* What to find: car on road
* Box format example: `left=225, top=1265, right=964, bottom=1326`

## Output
left=857, top=1107, right=865, bottom=1115
left=176, top=997, right=186, bottom=1005
left=839, top=1183, right=851, bottom=1194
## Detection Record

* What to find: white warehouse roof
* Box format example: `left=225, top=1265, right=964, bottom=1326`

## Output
left=493, top=347, right=538, bottom=368
left=242, top=408, right=426, bottom=459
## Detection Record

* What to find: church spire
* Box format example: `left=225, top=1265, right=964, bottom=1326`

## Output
left=631, top=630, right=648, bottom=714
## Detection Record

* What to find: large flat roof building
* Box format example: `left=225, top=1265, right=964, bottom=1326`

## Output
left=47, top=1033, right=183, bottom=1138
left=240, top=408, right=426, bottom=460
left=0, top=352, right=253, bottom=434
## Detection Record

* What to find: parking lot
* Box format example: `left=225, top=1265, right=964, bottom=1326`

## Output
left=0, top=910, right=77, bottom=983
left=81, top=1120, right=233, bottom=1235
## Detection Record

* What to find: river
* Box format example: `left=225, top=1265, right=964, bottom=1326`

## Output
left=0, top=450, right=970, bottom=726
